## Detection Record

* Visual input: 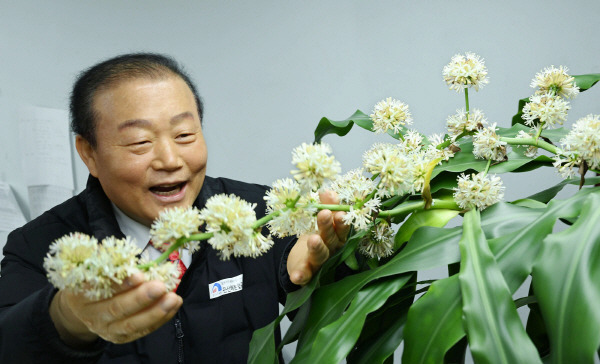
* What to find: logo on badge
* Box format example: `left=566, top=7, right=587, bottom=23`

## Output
left=209, top=274, right=243, bottom=299
left=211, top=282, right=222, bottom=294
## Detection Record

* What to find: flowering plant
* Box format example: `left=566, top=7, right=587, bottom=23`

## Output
left=43, top=53, right=600, bottom=363
left=246, top=55, right=600, bottom=364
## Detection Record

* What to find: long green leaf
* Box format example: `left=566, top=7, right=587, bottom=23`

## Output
left=313, top=110, right=373, bottom=143
left=532, top=194, right=600, bottom=364
left=573, top=73, right=600, bottom=91
left=458, top=209, right=541, bottom=364
left=525, top=176, right=600, bottom=204
left=347, top=307, right=407, bottom=364
left=402, top=189, right=595, bottom=363
left=511, top=97, right=530, bottom=126
left=403, top=275, right=464, bottom=364
left=394, top=209, right=459, bottom=248
left=307, top=276, right=407, bottom=363
left=347, top=273, right=415, bottom=364
left=248, top=232, right=361, bottom=363
left=292, top=225, right=462, bottom=362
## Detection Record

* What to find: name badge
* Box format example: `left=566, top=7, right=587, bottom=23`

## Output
left=209, top=274, right=243, bottom=299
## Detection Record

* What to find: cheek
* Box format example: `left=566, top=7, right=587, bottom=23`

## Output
left=186, top=143, right=208, bottom=173
left=100, top=155, right=151, bottom=186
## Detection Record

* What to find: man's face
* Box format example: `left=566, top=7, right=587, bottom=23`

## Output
left=80, top=76, right=207, bottom=226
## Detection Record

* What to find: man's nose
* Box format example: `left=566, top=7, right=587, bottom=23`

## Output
left=152, top=139, right=183, bottom=170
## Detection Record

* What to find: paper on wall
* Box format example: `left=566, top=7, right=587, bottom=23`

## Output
left=0, top=181, right=27, bottom=257
left=18, top=105, right=74, bottom=190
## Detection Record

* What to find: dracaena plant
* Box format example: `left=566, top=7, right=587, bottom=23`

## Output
left=44, top=53, right=600, bottom=363
left=245, top=55, right=600, bottom=364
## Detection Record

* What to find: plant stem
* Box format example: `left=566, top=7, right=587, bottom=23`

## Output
left=500, top=137, right=558, bottom=154
left=378, top=199, right=459, bottom=218
left=253, top=211, right=280, bottom=229
left=464, top=88, right=470, bottom=120
left=137, top=233, right=213, bottom=270
left=482, top=158, right=492, bottom=177
left=313, top=204, right=351, bottom=212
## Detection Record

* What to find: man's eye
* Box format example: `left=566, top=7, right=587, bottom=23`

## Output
left=177, top=133, right=196, bottom=142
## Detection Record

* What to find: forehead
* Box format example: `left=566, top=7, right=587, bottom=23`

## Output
left=92, top=76, right=198, bottom=125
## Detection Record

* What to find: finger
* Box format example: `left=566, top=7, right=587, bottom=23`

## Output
left=319, top=190, right=340, bottom=205
left=289, top=235, right=329, bottom=286
left=110, top=271, right=145, bottom=295
left=84, top=280, right=170, bottom=326
left=317, top=209, right=338, bottom=248
left=103, top=292, right=182, bottom=343
left=333, top=211, right=351, bottom=242
left=307, top=234, right=330, bottom=267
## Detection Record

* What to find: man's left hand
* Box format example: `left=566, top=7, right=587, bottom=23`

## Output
left=287, top=190, right=350, bottom=286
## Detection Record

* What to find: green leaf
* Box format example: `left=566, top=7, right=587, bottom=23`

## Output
left=479, top=201, right=544, bottom=239
left=403, top=275, right=465, bottom=364
left=348, top=311, right=406, bottom=364
left=531, top=194, right=600, bottom=364
left=394, top=209, right=459, bottom=248
left=488, top=188, right=598, bottom=294
left=526, top=286, right=551, bottom=358
left=431, top=141, right=486, bottom=179
left=307, top=276, right=407, bottom=363
left=248, top=233, right=361, bottom=363
left=510, top=198, right=547, bottom=209
left=347, top=289, right=409, bottom=364
left=402, top=190, right=597, bottom=364
left=313, top=110, right=373, bottom=143
left=573, top=73, right=600, bottom=91
left=511, top=97, right=530, bottom=126
left=458, top=209, right=542, bottom=364
left=525, top=176, right=600, bottom=204
left=292, top=225, right=462, bottom=362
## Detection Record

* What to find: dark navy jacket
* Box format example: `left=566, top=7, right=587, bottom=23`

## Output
left=0, top=176, right=297, bottom=363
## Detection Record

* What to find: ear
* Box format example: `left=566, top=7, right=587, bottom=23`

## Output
left=75, top=135, right=99, bottom=177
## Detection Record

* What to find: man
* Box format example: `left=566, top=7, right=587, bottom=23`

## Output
left=0, top=53, right=348, bottom=363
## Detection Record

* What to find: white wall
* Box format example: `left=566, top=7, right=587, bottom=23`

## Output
left=1, top=0, right=599, bottom=361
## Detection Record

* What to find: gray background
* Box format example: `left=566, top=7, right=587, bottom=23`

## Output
left=1, top=1, right=599, bottom=362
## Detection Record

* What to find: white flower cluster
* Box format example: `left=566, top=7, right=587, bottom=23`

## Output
left=363, top=143, right=417, bottom=198
left=453, top=172, right=505, bottom=210
left=530, top=65, right=579, bottom=99
left=554, top=114, right=600, bottom=178
left=472, top=123, right=507, bottom=162
left=426, top=134, right=457, bottom=162
left=150, top=206, right=202, bottom=253
left=330, top=169, right=380, bottom=231
left=443, top=52, right=489, bottom=92
left=522, top=65, right=578, bottom=132
left=291, top=142, right=341, bottom=191
left=521, top=92, right=570, bottom=129
left=370, top=97, right=413, bottom=134
left=264, top=178, right=318, bottom=237
left=362, top=130, right=454, bottom=199
left=446, top=109, right=487, bottom=141
left=43, top=233, right=180, bottom=300
left=199, top=194, right=273, bottom=260
left=358, top=221, right=395, bottom=259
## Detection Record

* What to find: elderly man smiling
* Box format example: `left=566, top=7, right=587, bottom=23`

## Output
left=0, top=53, right=348, bottom=363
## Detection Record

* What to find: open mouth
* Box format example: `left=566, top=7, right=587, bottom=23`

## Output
left=149, top=182, right=186, bottom=196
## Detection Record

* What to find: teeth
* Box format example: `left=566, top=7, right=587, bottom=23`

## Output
left=151, top=183, right=183, bottom=195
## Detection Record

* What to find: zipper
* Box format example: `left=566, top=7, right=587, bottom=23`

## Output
left=175, top=317, right=184, bottom=363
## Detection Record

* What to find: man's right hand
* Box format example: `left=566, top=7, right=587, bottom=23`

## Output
left=49, top=272, right=183, bottom=347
